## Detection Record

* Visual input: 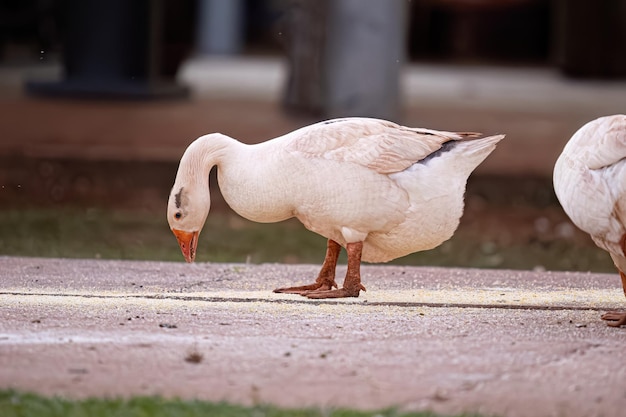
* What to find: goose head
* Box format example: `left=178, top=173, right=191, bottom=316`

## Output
left=167, top=181, right=211, bottom=263
left=167, top=133, right=232, bottom=262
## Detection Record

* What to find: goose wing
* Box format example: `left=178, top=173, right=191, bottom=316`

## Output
left=554, top=115, right=626, bottom=258
left=573, top=115, right=626, bottom=171
left=284, top=118, right=482, bottom=174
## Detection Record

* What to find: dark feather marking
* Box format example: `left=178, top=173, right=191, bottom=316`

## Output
left=322, top=118, right=348, bottom=125
left=174, top=187, right=184, bottom=208
left=417, top=140, right=458, bottom=165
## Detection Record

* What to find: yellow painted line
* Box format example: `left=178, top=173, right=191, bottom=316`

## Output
left=1, top=287, right=624, bottom=310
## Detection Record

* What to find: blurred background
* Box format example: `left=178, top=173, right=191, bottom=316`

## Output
left=1, top=0, right=626, bottom=271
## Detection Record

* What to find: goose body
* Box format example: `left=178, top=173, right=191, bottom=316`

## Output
left=554, top=114, right=626, bottom=326
left=168, top=117, right=504, bottom=298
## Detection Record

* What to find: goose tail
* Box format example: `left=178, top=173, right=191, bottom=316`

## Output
left=454, top=134, right=505, bottom=163
left=429, top=133, right=505, bottom=178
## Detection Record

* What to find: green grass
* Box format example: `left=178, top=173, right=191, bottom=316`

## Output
left=0, top=206, right=614, bottom=272
left=0, top=390, right=482, bottom=417
left=0, top=207, right=325, bottom=264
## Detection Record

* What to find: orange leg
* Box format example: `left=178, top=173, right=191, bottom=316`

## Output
left=601, top=270, right=626, bottom=327
left=273, top=239, right=341, bottom=294
left=304, top=241, right=367, bottom=299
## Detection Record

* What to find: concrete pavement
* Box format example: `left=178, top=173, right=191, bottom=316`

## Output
left=3, top=57, right=626, bottom=416
left=1, top=256, right=626, bottom=417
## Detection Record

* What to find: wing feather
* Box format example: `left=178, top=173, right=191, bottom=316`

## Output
left=284, top=118, right=482, bottom=175
left=569, top=115, right=626, bottom=170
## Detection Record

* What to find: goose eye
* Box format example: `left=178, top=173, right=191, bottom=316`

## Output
left=174, top=212, right=182, bottom=220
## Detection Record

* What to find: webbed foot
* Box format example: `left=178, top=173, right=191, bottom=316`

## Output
left=601, top=311, right=626, bottom=327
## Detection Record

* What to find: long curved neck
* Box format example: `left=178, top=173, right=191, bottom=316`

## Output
left=177, top=133, right=239, bottom=187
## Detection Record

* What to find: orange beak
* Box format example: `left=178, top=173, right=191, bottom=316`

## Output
left=172, top=229, right=199, bottom=263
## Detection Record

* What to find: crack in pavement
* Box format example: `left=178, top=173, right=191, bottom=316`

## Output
left=0, top=291, right=612, bottom=312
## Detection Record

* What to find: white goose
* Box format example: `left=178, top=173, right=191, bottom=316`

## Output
left=167, top=117, right=504, bottom=299
left=554, top=114, right=626, bottom=326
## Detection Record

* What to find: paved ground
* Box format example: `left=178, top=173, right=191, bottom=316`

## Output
left=2, top=59, right=626, bottom=416
left=1, top=256, right=626, bottom=417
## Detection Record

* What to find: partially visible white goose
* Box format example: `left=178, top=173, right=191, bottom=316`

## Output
left=167, top=117, right=504, bottom=299
left=554, top=114, right=626, bottom=326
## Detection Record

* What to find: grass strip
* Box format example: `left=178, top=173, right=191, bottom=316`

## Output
left=0, top=390, right=483, bottom=417
left=0, top=206, right=612, bottom=272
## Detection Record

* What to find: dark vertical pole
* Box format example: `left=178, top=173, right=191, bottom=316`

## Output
left=282, top=0, right=330, bottom=116
left=196, top=0, right=244, bottom=55
left=148, top=0, right=164, bottom=84
left=555, top=0, right=626, bottom=78
left=27, top=0, right=189, bottom=99
left=324, top=0, right=406, bottom=120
